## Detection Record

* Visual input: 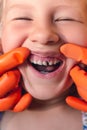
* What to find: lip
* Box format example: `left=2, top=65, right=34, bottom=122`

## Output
left=30, top=50, right=61, bottom=58
left=27, top=52, right=66, bottom=79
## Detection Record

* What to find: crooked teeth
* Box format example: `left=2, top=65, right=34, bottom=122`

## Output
left=49, top=61, right=53, bottom=65
left=43, top=61, right=48, bottom=66
left=30, top=59, right=60, bottom=66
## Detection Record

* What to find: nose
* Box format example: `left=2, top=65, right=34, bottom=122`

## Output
left=29, top=25, right=59, bottom=45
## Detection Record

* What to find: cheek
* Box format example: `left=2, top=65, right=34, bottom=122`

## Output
left=1, top=26, right=27, bottom=53
left=58, top=24, right=87, bottom=46
left=67, top=29, right=87, bottom=46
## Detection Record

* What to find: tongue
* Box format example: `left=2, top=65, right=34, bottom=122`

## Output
left=33, top=64, right=59, bottom=73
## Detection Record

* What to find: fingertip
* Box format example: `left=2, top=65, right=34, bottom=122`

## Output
left=60, top=43, right=82, bottom=61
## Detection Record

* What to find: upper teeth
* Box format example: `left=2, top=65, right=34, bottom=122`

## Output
left=30, top=59, right=60, bottom=66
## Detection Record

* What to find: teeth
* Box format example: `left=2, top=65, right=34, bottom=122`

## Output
left=54, top=60, right=58, bottom=65
left=49, top=61, right=53, bottom=66
left=30, top=58, right=61, bottom=66
left=37, top=60, right=42, bottom=65
left=43, top=61, right=47, bottom=66
left=33, top=60, right=37, bottom=64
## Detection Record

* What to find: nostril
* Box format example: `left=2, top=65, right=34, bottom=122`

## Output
left=31, top=40, right=38, bottom=43
left=47, top=40, right=57, bottom=45
left=29, top=27, right=59, bottom=45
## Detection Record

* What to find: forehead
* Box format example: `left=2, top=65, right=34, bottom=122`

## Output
left=5, top=0, right=87, bottom=7
left=3, top=0, right=87, bottom=15
left=2, top=0, right=87, bottom=26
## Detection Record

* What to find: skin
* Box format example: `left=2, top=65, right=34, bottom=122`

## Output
left=0, top=0, right=87, bottom=129
left=1, top=0, right=87, bottom=101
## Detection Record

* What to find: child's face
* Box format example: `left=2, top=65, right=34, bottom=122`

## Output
left=1, top=0, right=87, bottom=100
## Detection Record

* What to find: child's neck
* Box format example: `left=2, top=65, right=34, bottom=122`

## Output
left=28, top=90, right=70, bottom=110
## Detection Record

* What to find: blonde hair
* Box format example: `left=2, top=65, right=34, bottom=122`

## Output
left=0, top=0, right=6, bottom=24
left=0, top=0, right=3, bottom=21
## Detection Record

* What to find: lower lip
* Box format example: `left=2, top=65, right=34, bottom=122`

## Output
left=28, top=61, right=65, bottom=79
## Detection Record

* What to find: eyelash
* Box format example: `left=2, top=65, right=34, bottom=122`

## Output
left=14, top=17, right=33, bottom=21
left=54, top=18, right=83, bottom=23
left=13, top=17, right=83, bottom=24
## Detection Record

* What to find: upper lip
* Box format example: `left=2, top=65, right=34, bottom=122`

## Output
left=30, top=50, right=63, bottom=58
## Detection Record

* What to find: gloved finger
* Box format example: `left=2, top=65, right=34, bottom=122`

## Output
left=0, top=70, right=20, bottom=98
left=76, top=86, right=87, bottom=101
left=60, top=43, right=87, bottom=64
left=0, top=47, right=30, bottom=75
left=70, top=66, right=87, bottom=90
left=0, top=87, right=21, bottom=111
left=13, top=93, right=32, bottom=112
left=70, top=66, right=87, bottom=101
left=66, top=96, right=87, bottom=112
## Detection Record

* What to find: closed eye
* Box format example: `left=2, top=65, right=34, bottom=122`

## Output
left=57, top=18, right=75, bottom=21
left=13, top=17, right=33, bottom=21
left=55, top=18, right=83, bottom=23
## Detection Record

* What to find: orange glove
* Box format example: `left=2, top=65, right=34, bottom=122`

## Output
left=60, top=43, right=87, bottom=112
left=0, top=47, right=32, bottom=112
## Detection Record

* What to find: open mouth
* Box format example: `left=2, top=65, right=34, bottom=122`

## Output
left=29, top=55, right=63, bottom=74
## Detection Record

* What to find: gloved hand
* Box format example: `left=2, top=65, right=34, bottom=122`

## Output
left=60, top=43, right=87, bottom=112
left=0, top=47, right=32, bottom=112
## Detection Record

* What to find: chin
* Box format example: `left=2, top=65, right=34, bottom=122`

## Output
left=20, top=72, right=72, bottom=101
